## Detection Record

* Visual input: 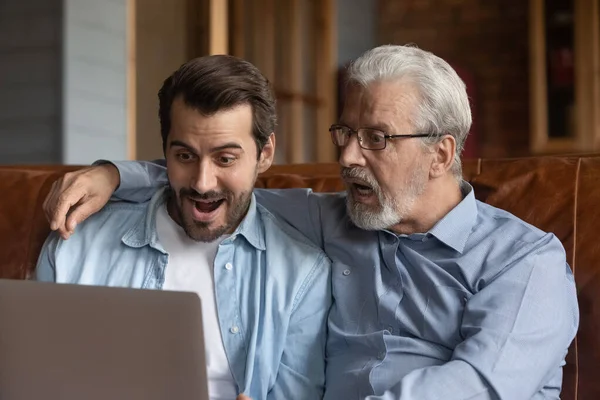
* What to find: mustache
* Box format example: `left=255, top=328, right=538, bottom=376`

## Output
left=340, top=167, right=378, bottom=186
left=178, top=188, right=230, bottom=201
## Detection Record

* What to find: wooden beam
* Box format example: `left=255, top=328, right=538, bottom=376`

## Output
left=574, top=0, right=600, bottom=151
left=230, top=0, right=245, bottom=58
left=127, top=0, right=136, bottom=160
left=314, top=0, right=337, bottom=162
left=529, top=0, right=550, bottom=154
left=209, top=0, right=228, bottom=54
left=594, top=0, right=600, bottom=148
left=187, top=0, right=208, bottom=57
left=252, top=0, right=275, bottom=82
left=286, top=0, right=304, bottom=163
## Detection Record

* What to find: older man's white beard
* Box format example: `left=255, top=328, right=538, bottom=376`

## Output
left=345, top=169, right=426, bottom=231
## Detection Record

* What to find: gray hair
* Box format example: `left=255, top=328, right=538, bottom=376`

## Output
left=346, top=44, right=472, bottom=180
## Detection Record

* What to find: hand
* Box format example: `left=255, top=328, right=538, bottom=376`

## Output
left=236, top=394, right=252, bottom=400
left=43, top=163, right=120, bottom=240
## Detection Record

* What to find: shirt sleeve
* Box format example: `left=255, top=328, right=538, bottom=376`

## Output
left=94, top=159, right=168, bottom=203
left=366, top=233, right=579, bottom=400
left=254, top=189, right=326, bottom=249
left=267, top=253, right=332, bottom=400
left=34, top=232, right=61, bottom=282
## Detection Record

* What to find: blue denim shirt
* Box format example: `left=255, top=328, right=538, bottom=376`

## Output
left=109, top=160, right=579, bottom=400
left=36, top=187, right=332, bottom=400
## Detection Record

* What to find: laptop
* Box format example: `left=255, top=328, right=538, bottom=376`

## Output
left=0, top=279, right=209, bottom=400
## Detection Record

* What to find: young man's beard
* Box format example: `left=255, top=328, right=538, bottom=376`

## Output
left=167, top=186, right=252, bottom=242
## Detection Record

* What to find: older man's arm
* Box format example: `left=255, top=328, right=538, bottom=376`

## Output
left=43, top=160, right=165, bottom=239
left=44, top=159, right=329, bottom=248
left=109, top=159, right=168, bottom=202
left=367, top=234, right=579, bottom=400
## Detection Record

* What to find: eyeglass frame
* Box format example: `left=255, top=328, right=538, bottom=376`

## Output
left=329, top=124, right=437, bottom=151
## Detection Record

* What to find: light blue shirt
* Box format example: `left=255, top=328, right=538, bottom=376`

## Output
left=36, top=187, right=332, bottom=400
left=109, top=160, right=579, bottom=400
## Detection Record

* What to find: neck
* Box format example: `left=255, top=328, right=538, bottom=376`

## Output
left=389, top=176, right=463, bottom=235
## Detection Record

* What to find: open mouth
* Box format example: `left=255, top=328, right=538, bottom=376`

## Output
left=193, top=199, right=225, bottom=213
left=187, top=198, right=226, bottom=222
left=350, top=182, right=375, bottom=197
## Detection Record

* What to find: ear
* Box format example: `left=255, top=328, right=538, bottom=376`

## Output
left=429, top=135, right=456, bottom=178
left=257, top=133, right=276, bottom=174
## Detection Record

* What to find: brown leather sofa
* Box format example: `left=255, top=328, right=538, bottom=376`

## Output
left=0, top=155, right=597, bottom=399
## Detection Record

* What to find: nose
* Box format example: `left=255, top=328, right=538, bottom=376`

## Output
left=191, top=160, right=218, bottom=193
left=339, top=132, right=366, bottom=168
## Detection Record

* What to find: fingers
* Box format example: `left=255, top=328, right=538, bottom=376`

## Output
left=51, top=185, right=86, bottom=235
left=65, top=199, right=98, bottom=234
left=43, top=165, right=120, bottom=239
left=44, top=179, right=70, bottom=232
left=236, top=395, right=252, bottom=400
left=43, top=180, right=59, bottom=227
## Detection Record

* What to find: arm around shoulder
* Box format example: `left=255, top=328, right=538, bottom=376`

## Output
left=105, top=159, right=168, bottom=203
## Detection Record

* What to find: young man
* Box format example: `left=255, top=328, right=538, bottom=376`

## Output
left=44, top=45, right=578, bottom=399
left=36, top=55, right=331, bottom=400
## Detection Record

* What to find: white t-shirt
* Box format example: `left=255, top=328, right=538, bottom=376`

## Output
left=156, top=204, right=237, bottom=400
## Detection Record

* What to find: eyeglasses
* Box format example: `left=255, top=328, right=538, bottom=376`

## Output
left=329, top=124, right=433, bottom=150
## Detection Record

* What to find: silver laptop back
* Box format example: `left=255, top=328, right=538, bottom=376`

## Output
left=0, top=279, right=209, bottom=400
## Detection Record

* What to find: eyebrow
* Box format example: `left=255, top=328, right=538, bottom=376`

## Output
left=210, top=143, right=243, bottom=152
left=335, top=122, right=394, bottom=133
left=169, top=140, right=243, bottom=153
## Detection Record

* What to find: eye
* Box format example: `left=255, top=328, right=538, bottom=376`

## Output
left=176, top=152, right=196, bottom=163
left=218, top=156, right=237, bottom=166
left=365, top=130, right=384, bottom=144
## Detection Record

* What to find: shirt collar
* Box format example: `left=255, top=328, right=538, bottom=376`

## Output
left=426, top=181, right=478, bottom=253
left=230, top=193, right=265, bottom=250
left=121, top=187, right=265, bottom=251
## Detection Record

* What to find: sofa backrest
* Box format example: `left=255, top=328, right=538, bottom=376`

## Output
left=1, top=156, right=598, bottom=399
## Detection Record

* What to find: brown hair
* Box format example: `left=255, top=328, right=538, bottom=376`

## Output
left=158, top=55, right=276, bottom=157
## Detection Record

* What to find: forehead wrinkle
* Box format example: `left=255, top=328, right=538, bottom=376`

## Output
left=362, top=84, right=420, bottom=133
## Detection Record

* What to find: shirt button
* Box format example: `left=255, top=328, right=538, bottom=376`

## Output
left=342, top=269, right=351, bottom=276
left=225, top=263, right=233, bottom=270
left=230, top=326, right=239, bottom=334
left=378, top=351, right=386, bottom=360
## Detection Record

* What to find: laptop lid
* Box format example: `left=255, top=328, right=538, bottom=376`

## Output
left=0, top=279, right=209, bottom=400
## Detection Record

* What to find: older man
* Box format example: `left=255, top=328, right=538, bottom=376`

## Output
left=44, top=45, right=578, bottom=399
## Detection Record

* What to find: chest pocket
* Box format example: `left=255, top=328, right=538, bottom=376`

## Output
left=422, top=285, right=472, bottom=349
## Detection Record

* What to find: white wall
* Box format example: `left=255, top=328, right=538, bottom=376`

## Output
left=62, top=0, right=128, bottom=164
left=0, top=0, right=63, bottom=164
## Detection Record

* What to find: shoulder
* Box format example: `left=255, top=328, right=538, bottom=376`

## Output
left=475, top=200, right=550, bottom=243
left=79, top=200, right=148, bottom=232
left=55, top=200, right=150, bottom=251
left=258, top=204, right=330, bottom=263
left=469, top=200, right=567, bottom=283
